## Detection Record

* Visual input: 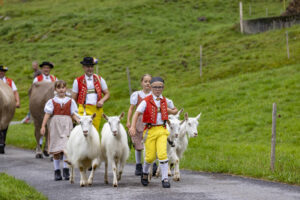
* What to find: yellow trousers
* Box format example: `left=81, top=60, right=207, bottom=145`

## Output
left=78, top=104, right=103, bottom=132
left=144, top=126, right=170, bottom=163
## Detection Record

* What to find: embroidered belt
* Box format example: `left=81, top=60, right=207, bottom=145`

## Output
left=87, top=89, right=96, bottom=94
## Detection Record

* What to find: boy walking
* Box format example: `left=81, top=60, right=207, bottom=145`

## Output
left=129, top=77, right=177, bottom=188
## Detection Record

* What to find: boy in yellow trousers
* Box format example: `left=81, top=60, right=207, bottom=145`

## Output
left=129, top=77, right=177, bottom=188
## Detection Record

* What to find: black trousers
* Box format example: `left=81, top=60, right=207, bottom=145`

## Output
left=0, top=127, right=8, bottom=146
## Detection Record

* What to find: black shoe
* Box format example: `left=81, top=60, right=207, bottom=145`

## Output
left=135, top=163, right=142, bottom=176
left=54, top=169, right=62, bottom=181
left=43, top=150, right=49, bottom=157
left=0, top=144, right=5, bottom=154
left=63, top=168, right=70, bottom=180
left=141, top=173, right=149, bottom=186
left=152, top=162, right=158, bottom=176
left=162, top=179, right=171, bottom=188
left=88, top=167, right=92, bottom=171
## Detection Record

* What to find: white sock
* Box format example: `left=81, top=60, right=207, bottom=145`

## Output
left=39, top=137, right=43, bottom=145
left=160, top=162, right=169, bottom=181
left=63, top=155, right=68, bottom=168
left=143, top=162, right=151, bottom=174
left=135, top=150, right=142, bottom=164
left=53, top=159, right=60, bottom=170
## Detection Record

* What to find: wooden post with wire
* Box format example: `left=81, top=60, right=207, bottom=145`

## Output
left=126, top=67, right=132, bottom=96
left=270, top=103, right=277, bottom=171
left=240, top=2, right=244, bottom=34
left=200, top=45, right=203, bottom=77
left=286, top=31, right=290, bottom=59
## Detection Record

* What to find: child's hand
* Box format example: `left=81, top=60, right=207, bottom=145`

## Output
left=40, top=127, right=46, bottom=136
left=129, top=127, right=136, bottom=136
left=126, top=122, right=131, bottom=129
left=96, top=100, right=104, bottom=108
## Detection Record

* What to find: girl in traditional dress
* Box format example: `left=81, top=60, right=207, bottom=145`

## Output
left=41, top=80, right=79, bottom=181
left=126, top=74, right=152, bottom=176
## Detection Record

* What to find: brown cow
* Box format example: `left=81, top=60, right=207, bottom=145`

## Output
left=0, top=80, right=16, bottom=154
left=29, top=82, right=55, bottom=158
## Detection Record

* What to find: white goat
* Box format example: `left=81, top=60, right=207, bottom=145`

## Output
left=100, top=112, right=129, bottom=187
left=65, top=113, right=101, bottom=187
left=170, top=112, right=201, bottom=181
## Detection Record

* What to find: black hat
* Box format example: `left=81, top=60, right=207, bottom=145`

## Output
left=39, top=61, right=54, bottom=68
left=0, top=65, right=8, bottom=71
left=80, top=57, right=96, bottom=66
left=150, top=77, right=164, bottom=84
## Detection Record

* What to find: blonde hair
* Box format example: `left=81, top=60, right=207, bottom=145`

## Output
left=54, top=80, right=67, bottom=89
left=140, top=74, right=152, bottom=82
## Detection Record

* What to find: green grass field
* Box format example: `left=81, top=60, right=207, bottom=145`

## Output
left=0, top=173, right=47, bottom=200
left=1, top=0, right=299, bottom=185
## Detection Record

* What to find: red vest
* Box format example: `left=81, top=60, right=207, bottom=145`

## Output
left=5, top=77, right=13, bottom=88
left=36, top=74, right=56, bottom=82
left=76, top=74, right=102, bottom=105
left=52, top=99, right=71, bottom=116
left=142, top=95, right=168, bottom=124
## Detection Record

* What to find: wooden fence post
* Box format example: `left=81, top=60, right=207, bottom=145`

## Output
left=249, top=5, right=252, bottom=16
left=240, top=2, right=244, bottom=33
left=126, top=67, right=132, bottom=96
left=270, top=103, right=277, bottom=171
left=286, top=31, right=290, bottom=59
left=200, top=45, right=203, bottom=77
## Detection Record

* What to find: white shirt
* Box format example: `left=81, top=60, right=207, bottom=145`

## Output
left=72, top=74, right=108, bottom=105
left=130, top=90, right=152, bottom=105
left=33, top=74, right=57, bottom=83
left=0, top=77, right=17, bottom=91
left=136, top=94, right=175, bottom=125
left=44, top=96, right=78, bottom=115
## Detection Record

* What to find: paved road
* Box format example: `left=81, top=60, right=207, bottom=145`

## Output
left=1, top=147, right=300, bottom=200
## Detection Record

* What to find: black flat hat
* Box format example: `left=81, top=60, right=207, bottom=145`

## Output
left=39, top=61, right=54, bottom=68
left=80, top=57, right=96, bottom=66
left=0, top=65, right=8, bottom=71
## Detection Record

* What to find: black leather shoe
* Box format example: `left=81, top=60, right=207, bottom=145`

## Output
left=162, top=179, right=171, bottom=188
left=141, top=173, right=149, bottom=186
left=152, top=162, right=158, bottom=176
left=135, top=163, right=142, bottom=176
left=0, top=144, right=5, bottom=154
left=43, top=150, right=49, bottom=157
left=63, top=168, right=70, bottom=180
left=54, top=169, right=62, bottom=181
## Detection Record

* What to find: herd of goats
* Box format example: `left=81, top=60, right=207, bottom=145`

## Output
left=0, top=81, right=201, bottom=187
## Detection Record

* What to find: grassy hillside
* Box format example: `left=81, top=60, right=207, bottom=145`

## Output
left=0, top=173, right=47, bottom=200
left=1, top=0, right=299, bottom=184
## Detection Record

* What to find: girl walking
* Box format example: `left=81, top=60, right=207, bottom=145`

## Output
left=126, top=74, right=152, bottom=176
left=41, top=80, right=79, bottom=181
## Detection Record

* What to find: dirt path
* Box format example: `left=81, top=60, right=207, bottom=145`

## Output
left=0, top=147, right=300, bottom=200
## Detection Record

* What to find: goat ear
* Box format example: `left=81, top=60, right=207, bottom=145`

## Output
left=184, top=112, right=188, bottom=121
left=102, top=113, right=109, bottom=121
left=119, top=112, right=125, bottom=120
left=91, top=113, right=96, bottom=119
left=177, top=108, right=184, bottom=117
left=166, top=120, right=171, bottom=126
left=196, top=113, right=202, bottom=120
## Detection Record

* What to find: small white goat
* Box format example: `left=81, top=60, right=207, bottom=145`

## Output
left=65, top=113, right=101, bottom=187
left=170, top=112, right=201, bottom=181
left=100, top=112, right=129, bottom=187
